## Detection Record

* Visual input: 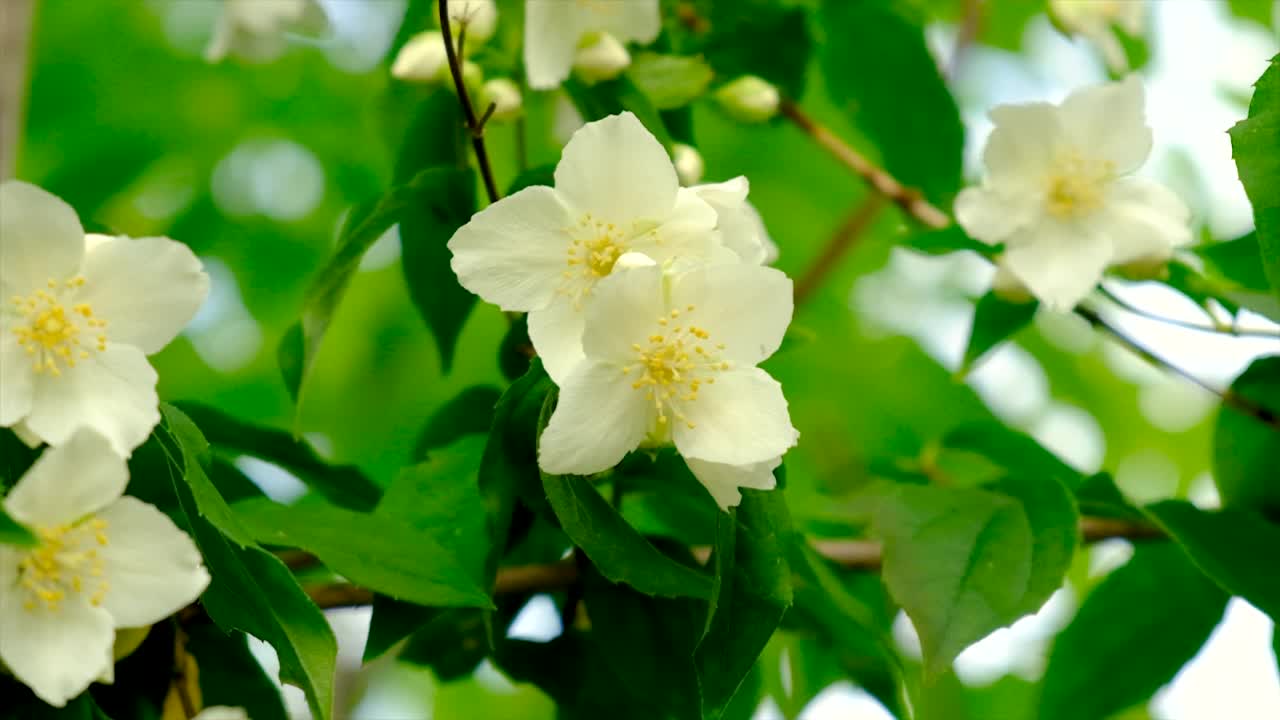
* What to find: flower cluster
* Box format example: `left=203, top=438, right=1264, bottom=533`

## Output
left=448, top=112, right=798, bottom=509
left=205, top=0, right=328, bottom=64
left=0, top=181, right=211, bottom=706
left=956, top=75, right=1191, bottom=311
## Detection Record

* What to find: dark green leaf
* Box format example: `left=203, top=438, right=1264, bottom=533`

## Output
left=1194, top=233, right=1280, bottom=323
left=400, top=167, right=478, bottom=372
left=1145, top=501, right=1280, bottom=619
left=391, top=87, right=467, bottom=183
left=159, top=406, right=337, bottom=720
left=696, top=489, right=793, bottom=718
left=1212, top=355, right=1280, bottom=515
left=497, top=314, right=535, bottom=381
left=497, top=634, right=665, bottom=720
left=506, top=163, right=556, bottom=195
left=563, top=76, right=672, bottom=146
left=0, top=503, right=37, bottom=547
left=961, top=292, right=1039, bottom=374
left=186, top=623, right=289, bottom=720
left=398, top=607, right=492, bottom=680
left=700, top=0, right=811, bottom=98
left=1075, top=472, right=1144, bottom=520
left=1229, top=54, right=1280, bottom=303
left=1038, top=543, right=1228, bottom=720
left=627, top=53, right=715, bottom=110
left=413, top=385, right=502, bottom=461
left=820, top=0, right=964, bottom=205
left=175, top=402, right=381, bottom=512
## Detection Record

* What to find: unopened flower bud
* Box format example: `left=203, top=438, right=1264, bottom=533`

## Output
left=672, top=144, right=705, bottom=186
left=481, top=78, right=523, bottom=122
left=435, top=0, right=498, bottom=46
left=714, top=75, right=781, bottom=123
left=573, top=32, right=631, bottom=84
left=391, top=31, right=449, bottom=83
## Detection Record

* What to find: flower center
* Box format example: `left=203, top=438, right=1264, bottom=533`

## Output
left=10, top=277, right=107, bottom=377
left=621, top=305, right=730, bottom=430
left=559, top=213, right=630, bottom=308
left=17, top=517, right=111, bottom=613
left=1044, top=152, right=1114, bottom=219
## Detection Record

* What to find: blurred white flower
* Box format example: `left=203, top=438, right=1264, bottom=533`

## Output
left=0, top=431, right=209, bottom=707
left=537, top=263, right=798, bottom=500
left=524, top=0, right=660, bottom=89
left=955, top=76, right=1191, bottom=311
left=1049, top=0, right=1145, bottom=72
left=573, top=32, right=632, bottom=84
left=672, top=143, right=705, bottom=186
left=481, top=78, right=524, bottom=121
left=714, top=76, right=782, bottom=123
left=437, top=0, right=499, bottom=45
left=687, top=178, right=779, bottom=265
left=448, top=112, right=725, bottom=381
left=391, top=31, right=450, bottom=83
left=0, top=182, right=210, bottom=456
left=204, top=0, right=327, bottom=63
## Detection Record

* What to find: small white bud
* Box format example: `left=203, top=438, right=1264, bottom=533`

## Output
left=436, top=0, right=499, bottom=47
left=391, top=31, right=449, bottom=83
left=672, top=144, right=705, bottom=186
left=714, top=76, right=781, bottom=123
left=481, top=78, right=523, bottom=122
left=573, top=32, right=631, bottom=84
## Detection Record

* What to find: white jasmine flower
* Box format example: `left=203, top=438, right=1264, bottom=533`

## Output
left=391, top=31, right=451, bottom=83
left=714, top=76, right=781, bottom=124
left=524, top=0, right=660, bottom=90
left=573, top=32, right=632, bottom=84
left=1049, top=0, right=1144, bottom=72
left=481, top=78, right=524, bottom=121
left=0, top=181, right=210, bottom=456
left=954, top=76, right=1191, bottom=311
left=686, top=178, right=779, bottom=265
left=205, top=0, right=327, bottom=64
left=672, top=143, right=705, bottom=186
left=686, top=457, right=781, bottom=511
left=438, top=0, right=499, bottom=45
left=448, top=112, right=723, bottom=381
left=0, top=431, right=210, bottom=707
left=537, top=262, right=798, bottom=480
left=194, top=708, right=250, bottom=720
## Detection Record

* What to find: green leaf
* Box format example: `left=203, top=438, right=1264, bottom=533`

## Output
left=1212, top=355, right=1280, bottom=515
left=627, top=53, right=715, bottom=110
left=700, top=0, right=811, bottom=98
left=1230, top=54, right=1280, bottom=304
left=563, top=75, right=672, bottom=146
left=960, top=292, right=1039, bottom=374
left=943, top=421, right=1086, bottom=491
left=186, top=623, right=289, bottom=720
left=413, top=385, right=502, bottom=461
left=696, top=489, right=793, bottom=718
left=1075, top=472, right=1144, bottom=520
left=279, top=167, right=464, bottom=410
left=396, top=606, right=493, bottom=680
left=1145, top=501, right=1280, bottom=619
left=0, top=504, right=37, bottom=547
left=506, top=163, right=556, bottom=195
left=175, top=402, right=381, bottom=512
left=497, top=634, right=667, bottom=720
left=820, top=0, right=964, bottom=206
left=989, top=473, right=1078, bottom=611
left=497, top=314, right=535, bottom=381
left=874, top=483, right=1034, bottom=677
left=159, top=405, right=337, bottom=720
left=231, top=497, right=491, bottom=609
left=1038, top=543, right=1228, bottom=720
left=1194, top=233, right=1280, bottom=323
left=542, top=468, right=715, bottom=599
left=901, top=225, right=995, bottom=257
left=400, top=167, right=479, bottom=373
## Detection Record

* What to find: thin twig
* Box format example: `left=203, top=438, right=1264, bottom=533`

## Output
left=779, top=99, right=950, bottom=229
left=1097, top=285, right=1280, bottom=340
left=948, top=0, right=985, bottom=80
left=1076, top=305, right=1280, bottom=432
left=794, top=194, right=889, bottom=305
left=0, top=0, right=33, bottom=180
left=296, top=516, right=1164, bottom=608
left=438, top=0, right=500, bottom=204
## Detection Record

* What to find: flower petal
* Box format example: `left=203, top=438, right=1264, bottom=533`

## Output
left=955, top=186, right=1038, bottom=244
left=630, top=188, right=721, bottom=264
left=448, top=186, right=576, bottom=312
left=685, top=456, right=780, bottom=511
left=524, top=0, right=583, bottom=89
left=580, top=264, right=666, bottom=365
left=538, top=361, right=655, bottom=475
left=0, top=181, right=85, bottom=297
left=3, top=430, right=127, bottom=527
left=673, top=367, right=798, bottom=466
left=584, top=0, right=660, bottom=44
left=0, top=329, right=34, bottom=426
left=75, top=236, right=210, bottom=355
left=554, top=112, right=678, bottom=223
left=96, top=497, right=210, bottom=628
left=983, top=102, right=1063, bottom=188
left=1099, top=177, right=1193, bottom=266
left=528, top=298, right=587, bottom=385
left=688, top=179, right=769, bottom=264
left=24, top=343, right=160, bottom=457
left=0, top=569, right=114, bottom=708
left=1000, top=221, right=1112, bottom=312
left=668, top=264, right=793, bottom=366
left=1059, top=75, right=1152, bottom=175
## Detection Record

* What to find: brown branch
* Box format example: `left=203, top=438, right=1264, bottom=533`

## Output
left=794, top=194, right=888, bottom=305
left=779, top=99, right=950, bottom=230
left=438, top=0, right=500, bottom=204
left=1075, top=306, right=1280, bottom=433
left=0, top=0, right=33, bottom=180
left=297, top=516, right=1164, bottom=608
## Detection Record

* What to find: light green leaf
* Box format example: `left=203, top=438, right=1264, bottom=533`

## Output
left=627, top=53, right=715, bottom=110
left=160, top=405, right=337, bottom=720
left=960, top=292, right=1039, bottom=374
left=1229, top=54, right=1280, bottom=303
left=1038, top=543, right=1228, bottom=720
left=1212, top=355, right=1280, bottom=514
left=943, top=421, right=1086, bottom=491
left=1145, top=500, right=1280, bottom=619
left=0, top=504, right=37, bottom=547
